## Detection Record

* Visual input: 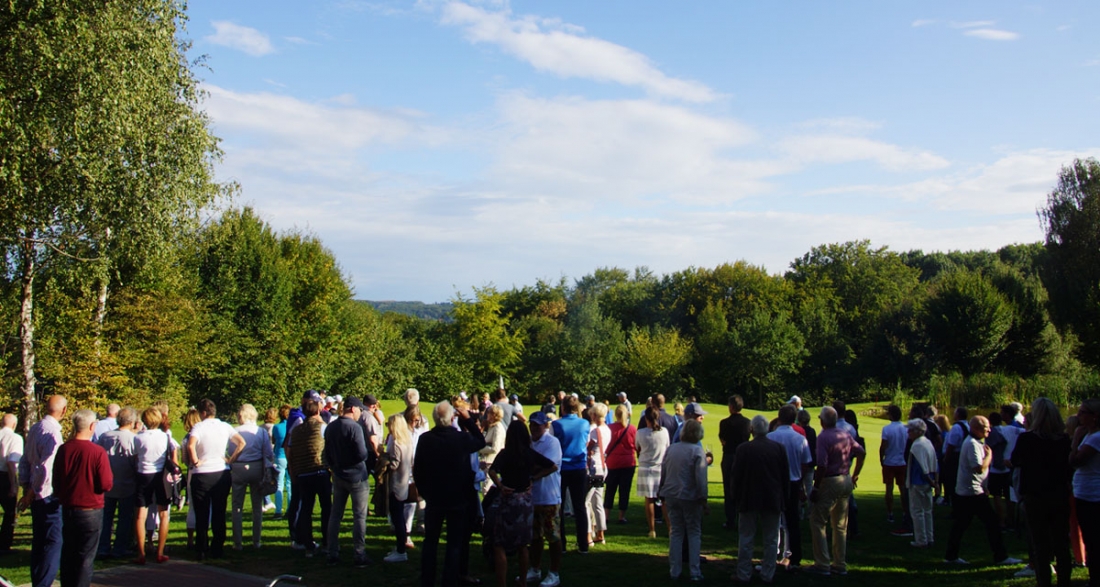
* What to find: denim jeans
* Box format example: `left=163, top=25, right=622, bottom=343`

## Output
left=559, top=469, right=589, bottom=551
left=31, top=496, right=63, bottom=587
left=328, top=475, right=369, bottom=558
left=98, top=494, right=135, bottom=557
left=275, top=456, right=289, bottom=514
left=60, top=507, right=102, bottom=587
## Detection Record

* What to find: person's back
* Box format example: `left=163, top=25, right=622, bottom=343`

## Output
left=98, top=429, right=137, bottom=499
left=323, top=416, right=367, bottom=482
left=551, top=414, right=589, bottom=472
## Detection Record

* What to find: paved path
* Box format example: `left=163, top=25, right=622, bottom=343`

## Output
left=17, top=559, right=291, bottom=587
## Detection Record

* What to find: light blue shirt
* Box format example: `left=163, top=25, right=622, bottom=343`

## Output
left=768, top=425, right=813, bottom=481
left=531, top=432, right=562, bottom=506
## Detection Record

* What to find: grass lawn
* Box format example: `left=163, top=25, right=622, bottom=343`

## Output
left=0, top=401, right=1085, bottom=586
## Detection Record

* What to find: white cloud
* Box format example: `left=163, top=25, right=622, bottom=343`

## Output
left=205, top=21, right=276, bottom=56
left=950, top=20, right=997, bottom=29
left=778, top=135, right=950, bottom=171
left=202, top=85, right=445, bottom=153
left=964, top=28, right=1020, bottom=41
left=284, top=36, right=315, bottom=45
left=486, top=93, right=779, bottom=203
left=911, top=19, right=936, bottom=27
left=438, top=2, right=717, bottom=103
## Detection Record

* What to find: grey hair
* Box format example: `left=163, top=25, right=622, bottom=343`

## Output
left=238, top=403, right=258, bottom=425
left=117, top=407, right=136, bottom=428
left=405, top=388, right=420, bottom=406
left=906, top=418, right=926, bottom=434
left=750, top=415, right=769, bottom=437
left=72, top=409, right=97, bottom=432
left=433, top=401, right=455, bottom=427
left=819, top=406, right=838, bottom=428
left=681, top=419, right=704, bottom=444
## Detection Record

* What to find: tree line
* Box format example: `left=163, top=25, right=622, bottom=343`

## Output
left=3, top=2, right=1100, bottom=430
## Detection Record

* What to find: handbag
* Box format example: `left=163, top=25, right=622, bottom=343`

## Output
left=162, top=438, right=184, bottom=507
left=587, top=424, right=608, bottom=489
left=261, top=464, right=279, bottom=496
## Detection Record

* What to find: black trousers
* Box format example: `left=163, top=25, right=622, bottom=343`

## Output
left=0, top=474, right=16, bottom=551
left=421, top=502, right=470, bottom=587
left=783, top=477, right=803, bottom=565
left=191, top=470, right=231, bottom=557
left=295, top=472, right=332, bottom=552
left=604, top=466, right=635, bottom=513
left=1076, top=498, right=1100, bottom=587
left=945, top=493, right=1007, bottom=562
left=60, top=507, right=102, bottom=587
left=559, top=469, right=589, bottom=551
left=721, top=456, right=736, bottom=528
left=1023, top=495, right=1072, bottom=587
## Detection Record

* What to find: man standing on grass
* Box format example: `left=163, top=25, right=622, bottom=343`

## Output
left=53, top=409, right=113, bottom=587
left=808, top=406, right=864, bottom=577
left=732, top=415, right=789, bottom=584
left=905, top=419, right=937, bottom=548
left=769, top=405, right=813, bottom=571
left=880, top=405, right=908, bottom=525
left=0, top=414, right=23, bottom=554
left=415, top=401, right=485, bottom=587
left=20, top=395, right=67, bottom=587
left=96, top=407, right=137, bottom=560
left=943, top=416, right=1022, bottom=567
left=325, top=396, right=371, bottom=567
left=526, top=411, right=563, bottom=587
left=719, top=395, right=751, bottom=531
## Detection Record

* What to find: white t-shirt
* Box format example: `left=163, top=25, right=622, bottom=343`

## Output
left=135, top=429, right=170, bottom=474
left=189, top=418, right=238, bottom=474
left=0, top=428, right=23, bottom=473
left=956, top=435, right=988, bottom=497
left=881, top=421, right=908, bottom=467
left=636, top=427, right=670, bottom=469
left=589, top=423, right=611, bottom=476
left=1073, top=431, right=1100, bottom=502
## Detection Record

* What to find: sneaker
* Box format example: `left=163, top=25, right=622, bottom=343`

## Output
left=526, top=569, right=542, bottom=583
left=291, top=542, right=306, bottom=551
left=887, top=513, right=895, bottom=523
left=263, top=503, right=276, bottom=512
left=384, top=550, right=408, bottom=563
left=1013, top=567, right=1036, bottom=578
left=830, top=567, right=847, bottom=576
left=890, top=529, right=913, bottom=537
left=540, top=572, right=561, bottom=587
left=996, top=557, right=1023, bottom=566
left=909, top=541, right=928, bottom=548
left=935, top=497, right=948, bottom=506
left=354, top=556, right=371, bottom=568
left=690, top=575, right=704, bottom=582
left=943, top=558, right=969, bottom=565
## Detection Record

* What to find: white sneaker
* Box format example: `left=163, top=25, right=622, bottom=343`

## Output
left=526, top=568, right=542, bottom=583
left=943, top=558, right=969, bottom=565
left=263, top=503, right=276, bottom=512
left=1014, top=567, right=1036, bottom=578
left=996, top=557, right=1023, bottom=566
left=384, top=550, right=408, bottom=563
left=291, top=542, right=306, bottom=551
left=540, top=572, right=560, bottom=587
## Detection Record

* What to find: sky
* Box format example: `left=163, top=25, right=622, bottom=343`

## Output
left=183, top=0, right=1100, bottom=302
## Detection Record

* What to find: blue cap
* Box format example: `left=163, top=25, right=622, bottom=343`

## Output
left=529, top=411, right=550, bottom=426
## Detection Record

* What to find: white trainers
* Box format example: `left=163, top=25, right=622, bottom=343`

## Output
left=526, top=569, right=542, bottom=583
left=539, top=572, right=560, bottom=587
left=996, top=557, right=1023, bottom=566
left=1014, top=567, right=1036, bottom=578
left=384, top=550, right=408, bottom=563
left=943, top=558, right=969, bottom=565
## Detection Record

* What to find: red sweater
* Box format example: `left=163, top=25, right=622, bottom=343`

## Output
left=52, top=439, right=113, bottom=509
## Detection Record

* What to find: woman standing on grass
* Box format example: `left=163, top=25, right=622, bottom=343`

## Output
left=383, top=413, right=414, bottom=563
left=133, top=407, right=174, bottom=564
left=188, top=398, right=247, bottom=560
left=658, top=419, right=708, bottom=582
left=488, top=421, right=556, bottom=587
left=1013, top=397, right=1072, bottom=587
left=271, top=405, right=291, bottom=517
left=636, top=407, right=670, bottom=539
left=604, top=404, right=637, bottom=525
left=479, top=406, right=507, bottom=489
left=1070, top=398, right=1100, bottom=587
left=586, top=402, right=611, bottom=545
left=232, top=404, right=274, bottom=550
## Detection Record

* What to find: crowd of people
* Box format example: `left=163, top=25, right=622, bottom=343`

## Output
left=0, top=389, right=1097, bottom=587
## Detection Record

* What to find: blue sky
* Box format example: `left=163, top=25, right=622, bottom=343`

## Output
left=184, top=0, right=1100, bottom=302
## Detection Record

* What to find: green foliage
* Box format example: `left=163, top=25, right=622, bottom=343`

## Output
left=621, top=325, right=692, bottom=398
left=558, top=300, right=625, bottom=399
left=1040, top=158, right=1100, bottom=367
left=450, top=286, right=524, bottom=386
left=923, top=269, right=1013, bottom=376
left=365, top=300, right=453, bottom=321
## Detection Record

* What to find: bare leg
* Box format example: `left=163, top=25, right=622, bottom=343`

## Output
left=494, top=546, right=508, bottom=587
left=157, top=509, right=170, bottom=558
left=135, top=506, right=148, bottom=560
left=518, top=546, right=530, bottom=586
left=645, top=498, right=656, bottom=536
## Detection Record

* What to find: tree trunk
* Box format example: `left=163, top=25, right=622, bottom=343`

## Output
left=19, top=232, right=38, bottom=434
left=93, top=273, right=109, bottom=357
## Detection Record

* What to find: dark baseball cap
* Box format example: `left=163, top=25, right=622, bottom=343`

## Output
left=343, top=396, right=365, bottom=410
left=529, top=411, right=550, bottom=426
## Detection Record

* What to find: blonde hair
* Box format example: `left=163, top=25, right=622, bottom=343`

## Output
left=589, top=402, right=608, bottom=423
left=141, top=407, right=163, bottom=430
left=182, top=408, right=201, bottom=432
left=486, top=405, right=504, bottom=426
left=238, top=403, right=258, bottom=425
left=388, top=413, right=411, bottom=449
left=614, top=404, right=629, bottom=425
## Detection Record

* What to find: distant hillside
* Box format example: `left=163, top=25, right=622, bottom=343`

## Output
left=363, top=300, right=453, bottom=321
